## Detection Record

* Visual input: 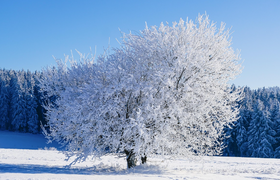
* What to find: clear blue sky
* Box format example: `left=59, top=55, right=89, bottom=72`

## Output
left=0, top=0, right=279, bottom=89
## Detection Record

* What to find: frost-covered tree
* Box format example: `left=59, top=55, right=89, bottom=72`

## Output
left=40, top=14, right=242, bottom=168
left=0, top=82, right=9, bottom=129
left=270, top=99, right=280, bottom=158
left=33, top=71, right=46, bottom=127
left=0, top=69, right=45, bottom=133
left=223, top=85, right=243, bottom=157
left=25, top=93, right=39, bottom=133
left=10, top=73, right=28, bottom=132
left=0, top=71, right=9, bottom=129
left=24, top=70, right=39, bottom=133
left=247, top=100, right=276, bottom=158
left=236, top=87, right=253, bottom=157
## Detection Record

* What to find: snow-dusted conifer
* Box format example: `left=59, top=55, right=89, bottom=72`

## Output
left=24, top=70, right=39, bottom=133
left=247, top=100, right=276, bottom=158
left=269, top=99, right=280, bottom=158
left=0, top=71, right=9, bottom=129
left=10, top=71, right=27, bottom=132
left=40, top=14, right=243, bottom=168
left=26, top=94, right=39, bottom=133
left=236, top=87, right=253, bottom=157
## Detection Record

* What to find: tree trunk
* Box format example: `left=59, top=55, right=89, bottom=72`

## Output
left=124, top=150, right=137, bottom=168
left=141, top=155, right=147, bottom=164
left=124, top=150, right=147, bottom=168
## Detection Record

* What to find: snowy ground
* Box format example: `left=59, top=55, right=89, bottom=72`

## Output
left=1, top=131, right=280, bottom=180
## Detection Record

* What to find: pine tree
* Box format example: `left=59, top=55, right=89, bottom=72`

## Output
left=24, top=70, right=39, bottom=133
left=223, top=85, right=241, bottom=157
left=10, top=72, right=27, bottom=132
left=33, top=71, right=46, bottom=129
left=0, top=70, right=9, bottom=129
left=223, top=123, right=238, bottom=156
left=269, top=99, right=280, bottom=158
left=236, top=87, right=253, bottom=157
left=247, top=100, right=276, bottom=158
left=26, top=93, right=39, bottom=133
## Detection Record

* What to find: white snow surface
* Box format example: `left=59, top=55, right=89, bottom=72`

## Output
left=0, top=131, right=280, bottom=180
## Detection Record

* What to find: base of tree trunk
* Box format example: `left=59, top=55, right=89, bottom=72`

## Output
left=124, top=150, right=137, bottom=168
left=124, top=150, right=147, bottom=168
left=141, top=155, right=147, bottom=164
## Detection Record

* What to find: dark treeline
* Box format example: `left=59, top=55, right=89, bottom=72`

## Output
left=0, top=69, right=46, bottom=133
left=224, top=85, right=280, bottom=158
left=1, top=69, right=280, bottom=158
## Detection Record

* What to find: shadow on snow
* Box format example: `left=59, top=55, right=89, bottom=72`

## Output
left=0, top=163, right=165, bottom=175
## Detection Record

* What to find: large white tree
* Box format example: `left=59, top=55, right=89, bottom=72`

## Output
left=40, top=14, right=243, bottom=168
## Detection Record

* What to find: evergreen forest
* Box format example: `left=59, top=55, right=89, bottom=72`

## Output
left=1, top=69, right=280, bottom=158
left=0, top=69, right=45, bottom=133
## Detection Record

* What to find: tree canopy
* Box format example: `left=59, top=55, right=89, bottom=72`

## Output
left=40, top=14, right=242, bottom=168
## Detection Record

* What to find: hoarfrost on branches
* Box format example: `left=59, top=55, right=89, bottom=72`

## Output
left=40, top=14, right=243, bottom=168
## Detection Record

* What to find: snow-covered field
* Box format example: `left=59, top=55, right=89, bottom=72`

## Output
left=1, top=131, right=280, bottom=180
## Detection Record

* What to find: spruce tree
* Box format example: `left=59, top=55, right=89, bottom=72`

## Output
left=247, top=100, right=276, bottom=158
left=0, top=72, right=9, bottom=129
